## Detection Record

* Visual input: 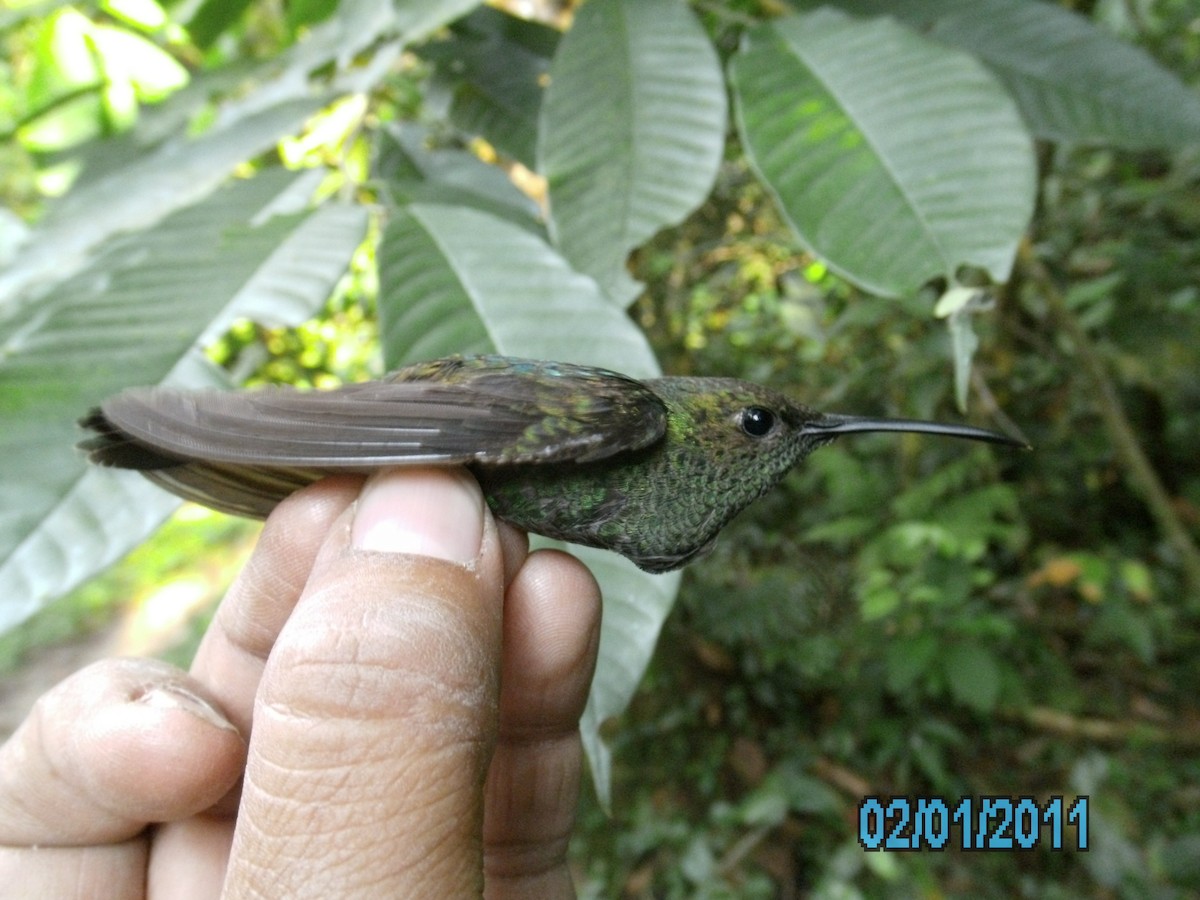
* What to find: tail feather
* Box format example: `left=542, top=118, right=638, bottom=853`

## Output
left=143, top=462, right=326, bottom=519
left=77, top=408, right=183, bottom=470
left=79, top=408, right=318, bottom=517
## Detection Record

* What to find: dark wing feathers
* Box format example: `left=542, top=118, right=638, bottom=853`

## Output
left=93, top=384, right=494, bottom=468
left=81, top=356, right=668, bottom=471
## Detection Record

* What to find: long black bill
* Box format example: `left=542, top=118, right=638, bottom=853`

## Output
left=809, top=414, right=1028, bottom=449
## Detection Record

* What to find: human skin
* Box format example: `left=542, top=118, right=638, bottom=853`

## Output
left=0, top=467, right=602, bottom=898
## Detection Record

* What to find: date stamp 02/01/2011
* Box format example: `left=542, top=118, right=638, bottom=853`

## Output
left=858, top=795, right=1090, bottom=852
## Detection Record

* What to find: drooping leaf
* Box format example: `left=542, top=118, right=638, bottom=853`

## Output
left=730, top=8, right=1036, bottom=297
left=576, top=547, right=681, bottom=810
left=538, top=0, right=726, bottom=306
left=933, top=285, right=988, bottom=411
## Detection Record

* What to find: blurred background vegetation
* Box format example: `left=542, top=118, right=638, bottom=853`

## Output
left=3, top=0, right=1200, bottom=896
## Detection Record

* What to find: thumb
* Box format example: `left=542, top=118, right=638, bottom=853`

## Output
left=222, top=467, right=507, bottom=898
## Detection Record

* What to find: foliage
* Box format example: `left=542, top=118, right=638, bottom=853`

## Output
left=2, top=0, right=1200, bottom=894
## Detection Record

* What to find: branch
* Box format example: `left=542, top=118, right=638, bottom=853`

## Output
left=1005, top=704, right=1200, bottom=747
left=1019, top=242, right=1200, bottom=600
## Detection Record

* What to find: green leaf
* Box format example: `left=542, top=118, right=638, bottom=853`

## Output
left=388, top=0, right=483, bottom=48
left=730, top=8, right=1036, bottom=297
left=803, top=514, right=877, bottom=545
left=185, top=0, right=255, bottom=49
left=420, top=5, right=558, bottom=168
left=942, top=641, right=1001, bottom=712
left=538, top=0, right=726, bottom=306
left=286, top=0, right=339, bottom=31
left=103, top=0, right=169, bottom=32
left=884, top=631, right=940, bottom=694
left=0, top=171, right=367, bottom=635
left=377, top=202, right=659, bottom=374
left=21, top=10, right=112, bottom=149
left=576, top=548, right=680, bottom=810
left=2, top=98, right=331, bottom=304
left=91, top=24, right=189, bottom=100
left=775, top=769, right=842, bottom=815
left=828, top=0, right=1200, bottom=148
left=859, top=575, right=902, bottom=620
left=376, top=124, right=542, bottom=232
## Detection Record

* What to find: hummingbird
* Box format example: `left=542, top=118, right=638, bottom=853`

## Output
left=79, top=354, right=1024, bottom=573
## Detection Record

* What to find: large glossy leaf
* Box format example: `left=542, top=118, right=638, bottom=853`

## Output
left=538, top=0, right=726, bottom=306
left=827, top=0, right=1200, bottom=148
left=0, top=171, right=367, bottom=635
left=378, top=202, right=658, bottom=373
left=730, top=8, right=1036, bottom=297
left=420, top=5, right=558, bottom=168
left=376, top=201, right=675, bottom=803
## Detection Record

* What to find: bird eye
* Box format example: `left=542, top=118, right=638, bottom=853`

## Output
left=739, top=406, right=776, bottom=438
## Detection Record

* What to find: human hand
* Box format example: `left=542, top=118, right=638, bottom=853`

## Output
left=0, top=468, right=602, bottom=897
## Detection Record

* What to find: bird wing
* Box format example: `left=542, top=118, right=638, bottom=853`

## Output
left=80, top=355, right=668, bottom=471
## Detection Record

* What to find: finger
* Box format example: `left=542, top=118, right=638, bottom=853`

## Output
left=190, top=476, right=363, bottom=738
left=0, top=843, right=147, bottom=898
left=483, top=550, right=601, bottom=899
left=146, top=812, right=233, bottom=899
left=497, top=520, right=532, bottom=587
left=222, top=467, right=507, bottom=898
left=0, top=658, right=243, bottom=846
left=145, top=477, right=365, bottom=893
